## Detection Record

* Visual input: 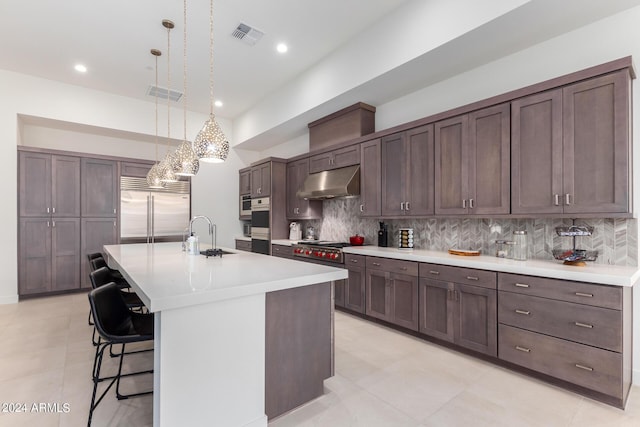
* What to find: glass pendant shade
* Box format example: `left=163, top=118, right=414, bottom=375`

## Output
left=147, top=163, right=166, bottom=189
left=159, top=152, right=179, bottom=182
left=174, top=140, right=200, bottom=176
left=193, top=114, right=229, bottom=163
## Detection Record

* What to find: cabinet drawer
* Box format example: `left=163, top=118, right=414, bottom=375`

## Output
left=235, top=240, right=252, bottom=252
left=499, top=325, right=622, bottom=398
left=345, top=254, right=366, bottom=267
left=499, top=291, right=622, bottom=352
left=419, top=263, right=496, bottom=289
left=498, top=273, right=621, bottom=310
left=271, top=244, right=293, bottom=259
left=367, top=257, right=418, bottom=276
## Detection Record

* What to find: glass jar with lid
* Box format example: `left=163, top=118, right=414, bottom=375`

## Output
left=512, top=230, right=528, bottom=260
left=494, top=240, right=515, bottom=258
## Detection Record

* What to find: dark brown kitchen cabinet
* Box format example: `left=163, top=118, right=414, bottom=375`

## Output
left=235, top=239, right=252, bottom=252
left=435, top=103, right=510, bottom=216
left=381, top=124, right=434, bottom=216
left=81, top=158, right=118, bottom=217
left=344, top=254, right=365, bottom=313
left=251, top=162, right=271, bottom=197
left=309, top=144, right=360, bottom=173
left=286, top=158, right=322, bottom=220
left=365, top=257, right=419, bottom=331
left=512, top=71, right=631, bottom=215
left=120, top=161, right=152, bottom=178
left=419, top=264, right=497, bottom=357
left=19, top=152, right=80, bottom=217
left=81, top=217, right=118, bottom=288
left=358, top=139, right=381, bottom=217
left=18, top=217, right=80, bottom=295
left=239, top=167, right=252, bottom=195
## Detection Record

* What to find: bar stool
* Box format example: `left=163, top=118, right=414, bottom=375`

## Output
left=87, top=283, right=153, bottom=426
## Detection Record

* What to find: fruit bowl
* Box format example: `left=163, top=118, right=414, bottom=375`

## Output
left=349, top=234, right=365, bottom=246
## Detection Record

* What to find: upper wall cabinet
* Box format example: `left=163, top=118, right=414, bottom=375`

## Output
left=309, top=144, right=360, bottom=174
left=286, top=158, right=322, bottom=220
left=251, top=162, right=271, bottom=198
left=381, top=124, right=434, bottom=217
left=19, top=152, right=81, bottom=218
left=239, top=167, right=252, bottom=195
left=358, top=139, right=381, bottom=217
left=512, top=70, right=631, bottom=215
left=435, top=103, right=510, bottom=216
left=81, top=158, right=118, bottom=217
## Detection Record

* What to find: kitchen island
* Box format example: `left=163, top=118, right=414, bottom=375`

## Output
left=103, top=242, right=348, bottom=427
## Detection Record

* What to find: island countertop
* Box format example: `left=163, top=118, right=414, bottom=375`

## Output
left=103, top=242, right=348, bottom=312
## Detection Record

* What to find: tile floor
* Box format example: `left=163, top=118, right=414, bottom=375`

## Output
left=0, top=292, right=638, bottom=426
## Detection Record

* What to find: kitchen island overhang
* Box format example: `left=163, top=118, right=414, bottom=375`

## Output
left=103, top=242, right=348, bottom=427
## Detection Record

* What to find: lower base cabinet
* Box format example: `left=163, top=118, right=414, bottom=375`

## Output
left=418, top=264, right=497, bottom=357
left=344, top=254, right=366, bottom=313
left=235, top=239, right=252, bottom=252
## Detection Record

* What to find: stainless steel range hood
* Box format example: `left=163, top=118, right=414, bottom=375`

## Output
left=297, top=165, right=360, bottom=200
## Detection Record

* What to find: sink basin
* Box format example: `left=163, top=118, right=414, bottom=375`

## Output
left=199, top=249, right=235, bottom=257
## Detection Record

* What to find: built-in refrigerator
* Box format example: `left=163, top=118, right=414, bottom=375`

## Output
left=120, top=176, right=191, bottom=243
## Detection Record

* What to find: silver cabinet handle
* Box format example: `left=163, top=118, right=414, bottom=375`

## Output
left=565, top=193, right=571, bottom=205
left=114, top=221, right=116, bottom=228
left=52, top=221, right=56, bottom=227
left=350, top=259, right=358, bottom=263
left=372, top=262, right=381, bottom=266
left=554, top=194, right=560, bottom=206
left=466, top=276, right=479, bottom=281
left=515, top=309, right=530, bottom=315
left=359, top=204, right=364, bottom=212
left=400, top=266, right=408, bottom=271
left=52, top=207, right=56, bottom=214
left=575, top=364, right=593, bottom=372
left=515, top=346, right=531, bottom=353
left=47, top=207, right=50, bottom=214
left=575, top=292, right=593, bottom=298
left=400, top=202, right=404, bottom=211
left=405, top=202, right=410, bottom=211
left=429, top=270, right=440, bottom=275
left=47, top=221, right=50, bottom=227
left=462, top=199, right=467, bottom=209
left=575, top=322, right=593, bottom=329
left=469, top=198, right=474, bottom=209
left=113, top=208, right=116, bottom=214
left=515, top=283, right=529, bottom=288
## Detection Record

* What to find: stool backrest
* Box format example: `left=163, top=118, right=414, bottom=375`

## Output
left=88, top=283, right=133, bottom=341
left=89, top=267, right=116, bottom=290
left=90, top=257, right=108, bottom=272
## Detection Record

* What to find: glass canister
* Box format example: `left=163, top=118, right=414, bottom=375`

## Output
left=512, top=230, right=528, bottom=261
left=495, top=240, right=515, bottom=258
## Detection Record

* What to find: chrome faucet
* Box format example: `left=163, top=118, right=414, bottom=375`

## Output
left=189, top=215, right=216, bottom=251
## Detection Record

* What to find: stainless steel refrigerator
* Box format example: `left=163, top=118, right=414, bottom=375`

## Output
left=120, top=176, right=191, bottom=243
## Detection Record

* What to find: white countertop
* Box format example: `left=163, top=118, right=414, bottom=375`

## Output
left=104, top=242, right=348, bottom=312
left=342, top=246, right=640, bottom=287
left=272, top=239, right=307, bottom=246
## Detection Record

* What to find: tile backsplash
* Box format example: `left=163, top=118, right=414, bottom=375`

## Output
left=302, top=197, right=638, bottom=267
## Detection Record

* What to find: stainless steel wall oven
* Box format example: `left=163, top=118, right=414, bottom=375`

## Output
left=251, top=197, right=270, bottom=255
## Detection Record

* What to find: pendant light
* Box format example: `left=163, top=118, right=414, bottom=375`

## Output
left=174, top=0, right=199, bottom=176
left=159, top=19, right=179, bottom=183
left=193, top=0, right=229, bottom=163
left=146, top=48, right=166, bottom=189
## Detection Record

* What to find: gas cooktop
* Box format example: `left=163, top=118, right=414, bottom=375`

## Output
left=298, top=241, right=351, bottom=248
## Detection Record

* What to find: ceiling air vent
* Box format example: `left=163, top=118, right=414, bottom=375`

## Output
left=231, top=22, right=264, bottom=46
left=146, top=85, right=183, bottom=102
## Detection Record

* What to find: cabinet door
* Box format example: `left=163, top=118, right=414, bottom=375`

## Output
left=52, top=155, right=80, bottom=217
left=334, top=279, right=346, bottom=308
left=286, top=161, right=299, bottom=217
left=51, top=218, right=80, bottom=291
left=435, top=115, right=469, bottom=215
left=18, top=218, right=52, bottom=295
left=511, top=90, right=563, bottom=214
left=454, top=283, right=497, bottom=357
left=332, top=145, right=360, bottom=169
left=563, top=71, right=630, bottom=214
left=82, top=158, right=118, bottom=217
left=81, top=217, right=118, bottom=288
left=406, top=125, right=434, bottom=216
left=308, top=152, right=334, bottom=174
left=419, top=278, right=454, bottom=343
left=366, top=269, right=389, bottom=321
left=381, top=132, right=406, bottom=216
left=359, top=139, right=381, bottom=217
left=390, top=273, right=419, bottom=331
left=19, top=152, right=52, bottom=217
left=251, top=166, right=262, bottom=197
left=239, top=169, right=252, bottom=195
left=259, top=163, right=271, bottom=197
left=121, top=162, right=152, bottom=178
left=345, top=265, right=366, bottom=313
left=468, top=104, right=510, bottom=215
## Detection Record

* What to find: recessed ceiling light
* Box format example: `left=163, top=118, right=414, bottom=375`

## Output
left=276, top=43, right=288, bottom=54
left=214, top=100, right=223, bottom=107
left=74, top=64, right=87, bottom=73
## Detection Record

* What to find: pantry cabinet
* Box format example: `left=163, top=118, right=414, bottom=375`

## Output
left=358, top=139, right=382, bottom=217
left=435, top=103, right=510, bottom=216
left=81, top=158, right=118, bottom=217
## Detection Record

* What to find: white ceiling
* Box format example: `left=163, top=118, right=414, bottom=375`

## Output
left=0, top=0, right=409, bottom=119
left=2, top=0, right=640, bottom=148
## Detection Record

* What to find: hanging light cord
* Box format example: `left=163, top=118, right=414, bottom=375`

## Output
left=183, top=0, right=188, bottom=141
left=209, top=0, right=214, bottom=117
left=166, top=23, right=172, bottom=152
left=154, top=54, right=159, bottom=163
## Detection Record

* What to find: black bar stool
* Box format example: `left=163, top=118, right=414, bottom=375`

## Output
left=87, top=282, right=153, bottom=426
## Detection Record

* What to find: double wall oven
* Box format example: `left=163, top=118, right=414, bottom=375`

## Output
left=251, top=197, right=270, bottom=255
